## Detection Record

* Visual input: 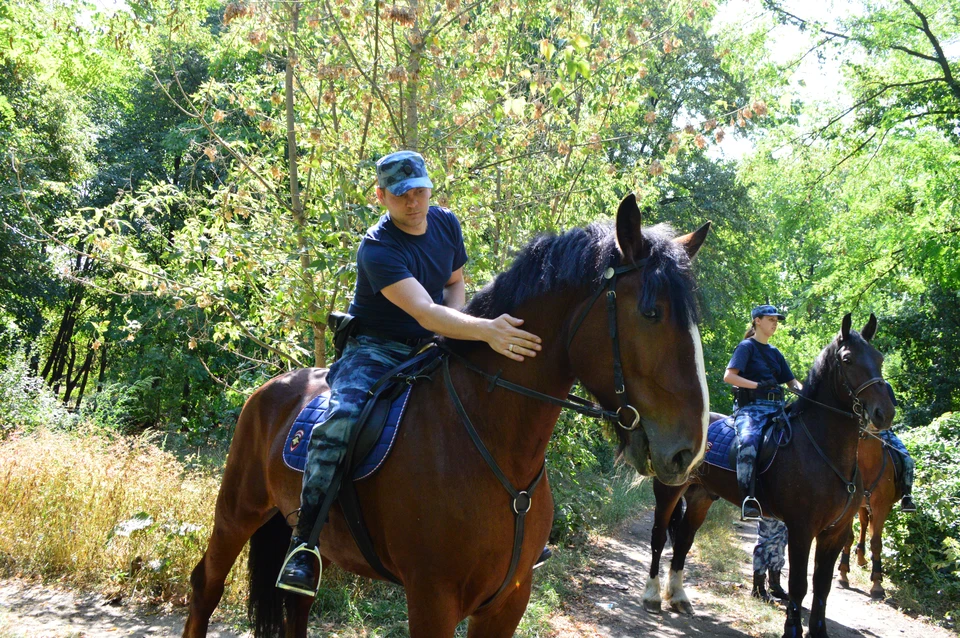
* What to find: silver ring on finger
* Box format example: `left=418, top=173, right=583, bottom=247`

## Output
left=508, top=344, right=514, bottom=353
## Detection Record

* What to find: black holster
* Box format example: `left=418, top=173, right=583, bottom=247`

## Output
left=327, top=312, right=356, bottom=361
left=734, top=387, right=756, bottom=407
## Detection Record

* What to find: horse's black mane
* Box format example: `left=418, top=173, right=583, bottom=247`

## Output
left=462, top=221, right=700, bottom=328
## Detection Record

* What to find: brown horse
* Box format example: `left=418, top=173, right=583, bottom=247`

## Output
left=837, top=432, right=902, bottom=598
left=641, top=313, right=895, bottom=638
left=182, top=194, right=712, bottom=638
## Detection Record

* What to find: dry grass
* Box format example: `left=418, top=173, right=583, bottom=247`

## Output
left=0, top=428, right=247, bottom=610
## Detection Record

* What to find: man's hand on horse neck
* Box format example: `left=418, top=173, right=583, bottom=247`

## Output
left=380, top=276, right=542, bottom=362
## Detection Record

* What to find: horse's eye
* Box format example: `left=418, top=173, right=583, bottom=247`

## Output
left=641, top=308, right=660, bottom=321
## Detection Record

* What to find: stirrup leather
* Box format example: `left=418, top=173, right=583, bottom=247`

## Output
left=275, top=542, right=323, bottom=596
left=741, top=496, right=762, bottom=520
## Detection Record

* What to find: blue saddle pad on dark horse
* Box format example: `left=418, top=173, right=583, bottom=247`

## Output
left=282, top=386, right=413, bottom=481
left=703, top=414, right=785, bottom=474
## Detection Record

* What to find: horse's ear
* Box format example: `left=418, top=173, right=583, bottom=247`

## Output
left=674, top=221, right=711, bottom=260
left=861, top=313, right=878, bottom=342
left=615, top=193, right=647, bottom=263
left=840, top=313, right=852, bottom=341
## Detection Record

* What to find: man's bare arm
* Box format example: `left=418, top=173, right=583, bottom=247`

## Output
left=380, top=276, right=541, bottom=362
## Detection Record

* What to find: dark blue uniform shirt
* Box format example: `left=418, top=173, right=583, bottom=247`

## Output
left=727, top=339, right=795, bottom=386
left=348, top=206, right=468, bottom=339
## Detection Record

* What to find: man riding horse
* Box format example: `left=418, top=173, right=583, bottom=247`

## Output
left=277, top=150, right=544, bottom=596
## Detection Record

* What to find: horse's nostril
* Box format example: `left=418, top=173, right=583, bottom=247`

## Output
left=672, top=448, right=694, bottom=473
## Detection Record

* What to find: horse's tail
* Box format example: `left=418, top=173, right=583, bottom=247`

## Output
left=247, top=511, right=291, bottom=637
left=667, top=497, right=686, bottom=546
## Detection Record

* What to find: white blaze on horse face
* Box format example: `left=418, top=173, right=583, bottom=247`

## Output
left=689, top=322, right=709, bottom=465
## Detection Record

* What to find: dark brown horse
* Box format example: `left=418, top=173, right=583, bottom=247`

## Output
left=837, top=432, right=902, bottom=598
left=182, top=194, right=712, bottom=638
left=641, top=313, right=895, bottom=638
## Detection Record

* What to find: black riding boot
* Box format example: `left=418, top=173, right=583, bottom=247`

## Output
left=751, top=571, right=770, bottom=602
left=768, top=569, right=788, bottom=600
left=276, top=504, right=323, bottom=597
left=900, top=493, right=917, bottom=513
left=533, top=546, right=553, bottom=569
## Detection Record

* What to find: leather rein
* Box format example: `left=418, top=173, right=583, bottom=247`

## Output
left=438, top=254, right=651, bottom=608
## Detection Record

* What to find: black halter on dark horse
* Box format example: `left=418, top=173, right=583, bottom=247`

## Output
left=643, top=312, right=896, bottom=638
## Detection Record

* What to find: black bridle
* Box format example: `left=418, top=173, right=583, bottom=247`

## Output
left=565, top=255, right=651, bottom=431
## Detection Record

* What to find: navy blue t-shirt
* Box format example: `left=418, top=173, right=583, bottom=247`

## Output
left=348, top=206, right=468, bottom=339
left=726, top=339, right=795, bottom=386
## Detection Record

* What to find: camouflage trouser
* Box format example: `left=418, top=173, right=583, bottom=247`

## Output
left=296, top=334, right=413, bottom=536
left=733, top=400, right=783, bottom=499
left=753, top=517, right=788, bottom=573
left=877, top=429, right=915, bottom=494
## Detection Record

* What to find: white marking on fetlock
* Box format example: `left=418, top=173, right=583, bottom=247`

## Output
left=642, top=574, right=662, bottom=612
left=666, top=569, right=693, bottom=613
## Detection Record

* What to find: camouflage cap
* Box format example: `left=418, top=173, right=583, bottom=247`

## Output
left=375, top=150, right=433, bottom=196
left=752, top=304, right=786, bottom=321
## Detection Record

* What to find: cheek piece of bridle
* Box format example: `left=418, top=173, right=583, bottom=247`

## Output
left=565, top=255, right=651, bottom=431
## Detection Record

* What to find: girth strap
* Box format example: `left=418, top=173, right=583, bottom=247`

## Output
left=442, top=358, right=546, bottom=609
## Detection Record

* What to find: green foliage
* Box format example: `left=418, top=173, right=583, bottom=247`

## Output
left=0, top=351, right=76, bottom=437
left=884, top=412, right=960, bottom=621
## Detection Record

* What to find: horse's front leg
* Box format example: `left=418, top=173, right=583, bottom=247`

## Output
left=782, top=527, right=813, bottom=638
left=807, top=526, right=849, bottom=638
left=837, top=519, right=855, bottom=589
left=664, top=486, right=714, bottom=615
left=466, top=573, right=533, bottom=638
left=869, top=501, right=894, bottom=599
left=644, top=482, right=687, bottom=614
left=406, top=582, right=463, bottom=638
left=856, top=507, right=870, bottom=567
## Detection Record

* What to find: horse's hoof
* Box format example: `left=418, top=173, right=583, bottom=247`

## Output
left=669, top=599, right=694, bottom=615
left=871, top=586, right=885, bottom=599
left=837, top=576, right=849, bottom=589
left=643, top=599, right=662, bottom=614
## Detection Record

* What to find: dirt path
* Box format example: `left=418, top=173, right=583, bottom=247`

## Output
left=547, top=511, right=956, bottom=637
left=0, top=512, right=953, bottom=637
left=0, top=579, right=243, bottom=638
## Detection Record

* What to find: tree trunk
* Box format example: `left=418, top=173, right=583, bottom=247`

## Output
left=284, top=0, right=324, bottom=367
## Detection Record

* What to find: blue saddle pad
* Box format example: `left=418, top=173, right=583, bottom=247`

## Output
left=282, top=386, right=413, bottom=481
left=704, top=416, right=737, bottom=470
left=703, top=415, right=782, bottom=473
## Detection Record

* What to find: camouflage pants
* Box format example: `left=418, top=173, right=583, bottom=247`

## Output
left=753, top=517, right=788, bottom=573
left=733, top=400, right=783, bottom=498
left=296, top=334, right=413, bottom=536
left=876, top=429, right=915, bottom=493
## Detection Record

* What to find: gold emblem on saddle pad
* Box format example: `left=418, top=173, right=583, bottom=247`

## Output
left=290, top=429, right=304, bottom=451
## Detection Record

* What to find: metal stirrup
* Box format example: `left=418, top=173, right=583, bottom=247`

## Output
left=741, top=496, right=763, bottom=520
left=276, top=542, right=323, bottom=596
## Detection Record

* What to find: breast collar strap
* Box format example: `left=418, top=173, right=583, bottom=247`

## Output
left=566, top=255, right=650, bottom=431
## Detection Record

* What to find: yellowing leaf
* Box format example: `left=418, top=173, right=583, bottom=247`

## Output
left=539, top=39, right=556, bottom=62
